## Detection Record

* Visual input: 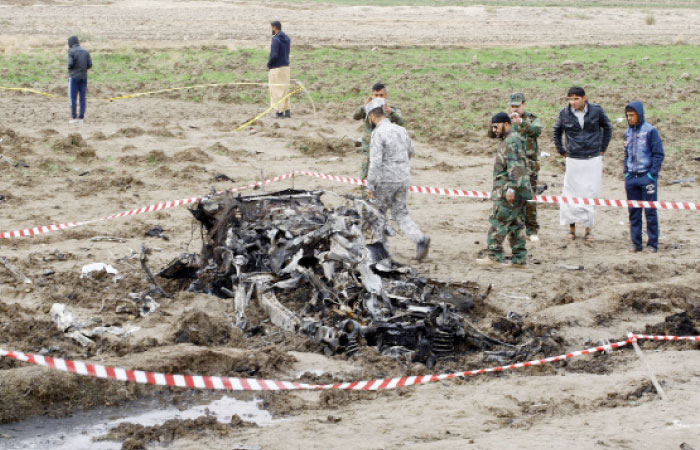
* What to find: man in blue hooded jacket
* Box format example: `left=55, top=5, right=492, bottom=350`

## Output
left=624, top=101, right=665, bottom=253
left=267, top=21, right=292, bottom=119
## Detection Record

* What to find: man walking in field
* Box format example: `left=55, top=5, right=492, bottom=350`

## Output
left=67, top=36, right=92, bottom=124
left=267, top=20, right=292, bottom=119
left=553, top=86, right=612, bottom=241
left=353, top=83, right=406, bottom=179
left=623, top=101, right=664, bottom=253
left=477, top=112, right=531, bottom=268
left=365, top=98, right=429, bottom=261
left=508, top=92, right=542, bottom=242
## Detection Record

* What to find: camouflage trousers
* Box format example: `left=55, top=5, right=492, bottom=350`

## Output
left=360, top=145, right=370, bottom=180
left=524, top=169, right=539, bottom=236
left=372, top=182, right=425, bottom=245
left=487, top=200, right=527, bottom=264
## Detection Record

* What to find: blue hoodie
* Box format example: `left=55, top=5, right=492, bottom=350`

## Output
left=267, top=31, right=291, bottom=69
left=624, top=101, right=664, bottom=179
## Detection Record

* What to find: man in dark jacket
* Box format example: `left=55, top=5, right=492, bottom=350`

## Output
left=267, top=21, right=292, bottom=119
left=67, top=36, right=92, bottom=124
left=553, top=86, right=612, bottom=241
left=624, top=101, right=664, bottom=253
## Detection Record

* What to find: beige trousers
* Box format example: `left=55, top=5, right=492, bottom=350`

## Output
left=268, top=66, right=291, bottom=113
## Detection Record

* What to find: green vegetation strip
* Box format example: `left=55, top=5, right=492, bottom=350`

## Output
left=1, top=45, right=698, bottom=150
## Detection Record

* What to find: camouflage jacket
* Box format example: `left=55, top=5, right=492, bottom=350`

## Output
left=353, top=104, right=406, bottom=151
left=367, top=118, right=414, bottom=192
left=511, top=111, right=542, bottom=164
left=492, top=130, right=532, bottom=201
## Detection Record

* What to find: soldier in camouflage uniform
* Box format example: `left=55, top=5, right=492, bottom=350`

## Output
left=365, top=98, right=430, bottom=261
left=477, top=112, right=532, bottom=267
left=508, top=92, right=542, bottom=242
left=353, top=83, right=406, bottom=179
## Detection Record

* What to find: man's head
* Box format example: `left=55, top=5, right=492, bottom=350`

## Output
left=567, top=86, right=587, bottom=111
left=509, top=92, right=526, bottom=116
left=366, top=98, right=387, bottom=129
left=371, top=83, right=387, bottom=99
left=367, top=107, right=386, bottom=129
left=68, top=36, right=79, bottom=47
left=270, top=21, right=282, bottom=35
left=491, top=112, right=512, bottom=138
left=625, top=107, right=640, bottom=127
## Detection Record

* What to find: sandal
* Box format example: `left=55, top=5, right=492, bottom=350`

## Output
left=566, top=232, right=575, bottom=240
left=584, top=232, right=595, bottom=242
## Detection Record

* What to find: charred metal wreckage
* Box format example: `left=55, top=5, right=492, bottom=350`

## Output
left=160, top=189, right=509, bottom=367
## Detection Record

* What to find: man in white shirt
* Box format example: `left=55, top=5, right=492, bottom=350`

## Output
left=552, top=86, right=612, bottom=241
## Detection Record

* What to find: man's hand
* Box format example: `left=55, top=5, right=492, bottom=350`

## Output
left=510, top=112, right=523, bottom=125
left=505, top=188, right=515, bottom=204
left=366, top=190, right=376, bottom=200
left=382, top=104, right=391, bottom=115
left=364, top=96, right=373, bottom=105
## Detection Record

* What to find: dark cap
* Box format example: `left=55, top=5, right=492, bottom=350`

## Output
left=491, top=112, right=511, bottom=124
left=509, top=92, right=526, bottom=106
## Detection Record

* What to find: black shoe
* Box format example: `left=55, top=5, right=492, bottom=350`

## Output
left=416, top=237, right=430, bottom=261
left=275, top=111, right=284, bottom=119
left=284, top=110, right=291, bottom=118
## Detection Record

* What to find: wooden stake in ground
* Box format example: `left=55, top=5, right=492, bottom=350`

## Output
left=628, top=332, right=668, bottom=401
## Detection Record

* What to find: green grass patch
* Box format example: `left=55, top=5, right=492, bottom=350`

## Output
left=1, top=44, right=698, bottom=154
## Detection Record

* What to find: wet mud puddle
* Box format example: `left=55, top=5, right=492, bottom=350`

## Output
left=0, top=393, right=274, bottom=449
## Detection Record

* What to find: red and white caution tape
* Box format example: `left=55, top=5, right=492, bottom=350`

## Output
left=2, top=170, right=698, bottom=240
left=532, top=195, right=699, bottom=211
left=0, top=172, right=295, bottom=239
left=0, top=335, right=696, bottom=391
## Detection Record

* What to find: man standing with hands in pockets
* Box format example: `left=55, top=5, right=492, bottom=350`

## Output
left=267, top=21, right=292, bottom=119
left=624, top=101, right=664, bottom=253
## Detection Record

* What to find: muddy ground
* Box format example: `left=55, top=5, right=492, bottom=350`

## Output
left=1, top=1, right=700, bottom=450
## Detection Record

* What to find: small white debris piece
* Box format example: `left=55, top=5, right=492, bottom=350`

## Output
left=81, top=263, right=119, bottom=278
left=50, top=303, right=81, bottom=332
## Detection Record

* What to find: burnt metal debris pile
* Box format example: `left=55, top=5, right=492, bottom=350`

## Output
left=160, top=189, right=515, bottom=367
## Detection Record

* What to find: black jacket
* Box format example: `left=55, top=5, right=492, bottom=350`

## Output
left=67, top=36, right=92, bottom=80
left=553, top=102, right=612, bottom=159
left=267, top=31, right=290, bottom=69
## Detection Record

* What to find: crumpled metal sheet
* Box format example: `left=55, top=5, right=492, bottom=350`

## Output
left=159, top=189, right=490, bottom=365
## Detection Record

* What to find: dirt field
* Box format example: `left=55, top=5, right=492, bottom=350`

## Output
left=1, top=1, right=700, bottom=450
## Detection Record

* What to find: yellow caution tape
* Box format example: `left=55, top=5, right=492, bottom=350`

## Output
left=0, top=82, right=296, bottom=102
left=235, top=85, right=304, bottom=132
left=1, top=81, right=310, bottom=131
left=0, top=86, right=63, bottom=98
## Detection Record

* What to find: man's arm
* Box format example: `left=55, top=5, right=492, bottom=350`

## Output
left=515, top=114, right=542, bottom=139
left=267, top=39, right=279, bottom=69
left=68, top=52, right=74, bottom=70
left=623, top=131, right=630, bottom=177
left=367, top=132, right=383, bottom=189
left=86, top=51, right=92, bottom=70
left=648, top=128, right=665, bottom=178
left=552, top=113, right=566, bottom=155
left=505, top=142, right=532, bottom=200
left=353, top=105, right=366, bottom=121
left=389, top=107, right=406, bottom=126
left=599, top=108, right=612, bottom=153
left=492, top=147, right=508, bottom=200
